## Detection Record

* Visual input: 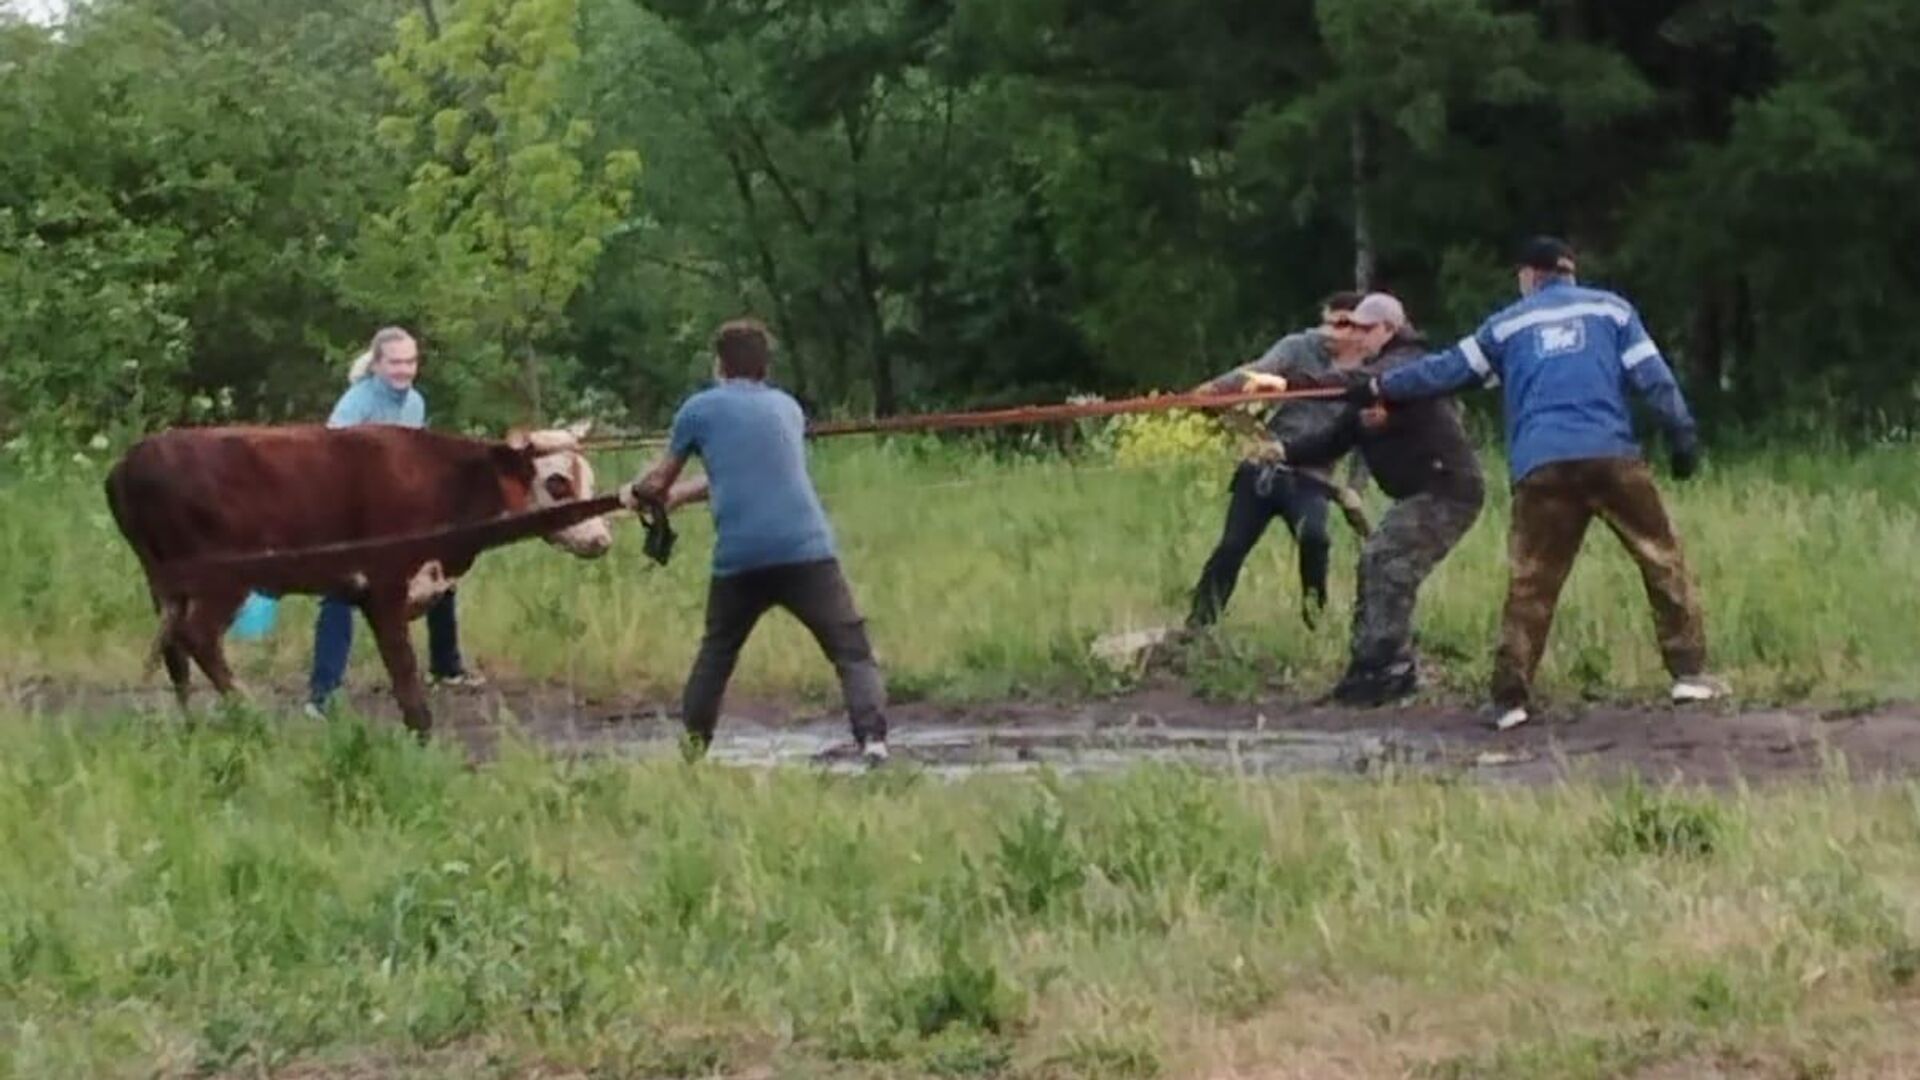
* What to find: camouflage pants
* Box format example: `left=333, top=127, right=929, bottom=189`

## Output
left=1349, top=489, right=1483, bottom=671
left=1492, top=458, right=1707, bottom=708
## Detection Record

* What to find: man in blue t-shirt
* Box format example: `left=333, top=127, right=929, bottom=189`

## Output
left=1343, top=237, right=1727, bottom=730
left=627, top=319, right=888, bottom=764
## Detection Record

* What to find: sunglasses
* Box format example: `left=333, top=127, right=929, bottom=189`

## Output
left=1325, top=317, right=1381, bottom=331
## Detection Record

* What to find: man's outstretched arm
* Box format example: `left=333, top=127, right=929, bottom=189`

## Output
left=624, top=453, right=686, bottom=507
left=1377, top=323, right=1502, bottom=403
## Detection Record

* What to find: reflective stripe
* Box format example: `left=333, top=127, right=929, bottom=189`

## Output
left=1459, top=336, right=1498, bottom=387
left=1459, top=336, right=1491, bottom=376
left=1621, top=340, right=1660, bottom=369
left=1492, top=301, right=1630, bottom=343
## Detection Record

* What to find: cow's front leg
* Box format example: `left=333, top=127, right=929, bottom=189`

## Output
left=178, top=590, right=250, bottom=704
left=364, top=590, right=432, bottom=739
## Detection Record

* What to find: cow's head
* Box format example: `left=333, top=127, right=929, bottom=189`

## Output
left=505, top=420, right=613, bottom=558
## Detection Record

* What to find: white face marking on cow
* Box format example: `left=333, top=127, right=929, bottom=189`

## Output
left=517, top=425, right=613, bottom=559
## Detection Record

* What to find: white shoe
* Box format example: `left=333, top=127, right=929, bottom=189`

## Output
left=1494, top=706, right=1531, bottom=732
left=860, top=740, right=890, bottom=766
left=302, top=701, right=328, bottom=722
left=1671, top=675, right=1730, bottom=704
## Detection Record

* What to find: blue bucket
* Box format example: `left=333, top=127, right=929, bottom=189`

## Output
left=228, top=592, right=280, bottom=641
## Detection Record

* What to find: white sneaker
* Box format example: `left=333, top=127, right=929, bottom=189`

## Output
left=302, top=701, right=328, bottom=722
left=1671, top=675, right=1730, bottom=704
left=1494, top=706, right=1531, bottom=732
left=860, top=740, right=890, bottom=766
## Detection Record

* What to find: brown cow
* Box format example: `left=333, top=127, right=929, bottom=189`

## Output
left=104, top=422, right=613, bottom=735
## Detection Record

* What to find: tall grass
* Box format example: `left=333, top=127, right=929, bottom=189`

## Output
left=8, top=438, right=1920, bottom=1076
left=3, top=438, right=1919, bottom=705
left=4, top=713, right=1920, bottom=1077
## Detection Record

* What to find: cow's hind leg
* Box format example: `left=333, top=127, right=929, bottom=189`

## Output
left=364, top=592, right=432, bottom=740
left=147, top=590, right=194, bottom=710
left=162, top=635, right=192, bottom=710
left=177, top=590, right=249, bottom=702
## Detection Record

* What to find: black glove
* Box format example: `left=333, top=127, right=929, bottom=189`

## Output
left=1670, top=432, right=1701, bottom=480
left=1341, top=376, right=1381, bottom=407
left=637, top=497, right=677, bottom=565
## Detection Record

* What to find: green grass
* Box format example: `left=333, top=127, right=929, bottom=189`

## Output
left=4, top=712, right=1920, bottom=1078
left=5, top=438, right=1920, bottom=707
left=7, top=438, right=1920, bottom=1076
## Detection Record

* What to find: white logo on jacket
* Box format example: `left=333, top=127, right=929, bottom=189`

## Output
left=1537, top=320, right=1586, bottom=356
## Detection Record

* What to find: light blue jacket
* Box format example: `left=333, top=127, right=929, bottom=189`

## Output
left=327, top=375, right=425, bottom=429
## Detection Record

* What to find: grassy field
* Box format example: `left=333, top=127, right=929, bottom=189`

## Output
left=6, top=436, right=1920, bottom=1077
left=3, top=711, right=1920, bottom=1079
left=4, top=436, right=1920, bottom=707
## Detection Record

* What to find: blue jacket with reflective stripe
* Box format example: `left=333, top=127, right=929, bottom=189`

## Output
left=1377, top=280, right=1697, bottom=482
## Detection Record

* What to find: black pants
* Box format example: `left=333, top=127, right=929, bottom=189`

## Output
left=1188, top=462, right=1331, bottom=627
left=683, top=558, right=888, bottom=751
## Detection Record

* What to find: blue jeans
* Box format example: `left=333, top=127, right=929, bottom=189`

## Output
left=307, top=592, right=466, bottom=707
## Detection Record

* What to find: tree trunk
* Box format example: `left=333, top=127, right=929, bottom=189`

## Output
left=914, top=85, right=957, bottom=339
left=843, top=105, right=896, bottom=414
left=718, top=143, right=810, bottom=396
left=1351, top=110, right=1378, bottom=292
left=853, top=230, right=894, bottom=415
left=521, top=338, right=544, bottom=423
left=1687, top=284, right=1724, bottom=390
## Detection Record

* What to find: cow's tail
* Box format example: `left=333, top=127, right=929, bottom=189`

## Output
left=105, top=460, right=183, bottom=681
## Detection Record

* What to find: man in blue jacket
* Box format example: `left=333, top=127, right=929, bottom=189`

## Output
left=1345, top=237, right=1726, bottom=730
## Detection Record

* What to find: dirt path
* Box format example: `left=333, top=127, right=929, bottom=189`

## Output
left=9, top=678, right=1920, bottom=786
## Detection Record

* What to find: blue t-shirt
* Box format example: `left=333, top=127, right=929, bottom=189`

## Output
left=669, top=380, right=837, bottom=577
left=328, top=376, right=426, bottom=429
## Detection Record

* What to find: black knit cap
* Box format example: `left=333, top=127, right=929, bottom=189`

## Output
left=1515, top=236, right=1577, bottom=274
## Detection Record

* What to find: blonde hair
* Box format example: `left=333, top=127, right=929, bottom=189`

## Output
left=347, top=326, right=416, bottom=384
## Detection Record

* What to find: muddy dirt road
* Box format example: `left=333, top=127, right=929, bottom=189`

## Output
left=13, top=678, right=1920, bottom=787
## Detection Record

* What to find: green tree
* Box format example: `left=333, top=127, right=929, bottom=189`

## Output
left=1624, top=0, right=1920, bottom=427
left=0, top=4, right=393, bottom=439
left=364, top=0, right=642, bottom=424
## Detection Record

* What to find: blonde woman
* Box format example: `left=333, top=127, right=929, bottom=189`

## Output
left=305, top=327, right=484, bottom=717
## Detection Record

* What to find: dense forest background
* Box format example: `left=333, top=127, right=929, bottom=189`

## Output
left=3, top=0, right=1916, bottom=440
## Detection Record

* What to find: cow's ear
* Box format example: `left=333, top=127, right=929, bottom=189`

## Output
left=505, top=428, right=532, bottom=452
left=565, top=418, right=594, bottom=441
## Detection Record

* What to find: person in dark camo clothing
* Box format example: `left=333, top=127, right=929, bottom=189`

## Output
left=1257, top=293, right=1485, bottom=706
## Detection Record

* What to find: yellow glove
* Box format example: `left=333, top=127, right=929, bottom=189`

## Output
left=1247, top=440, right=1286, bottom=465
left=1240, top=371, right=1289, bottom=393
left=1333, top=486, right=1372, bottom=537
